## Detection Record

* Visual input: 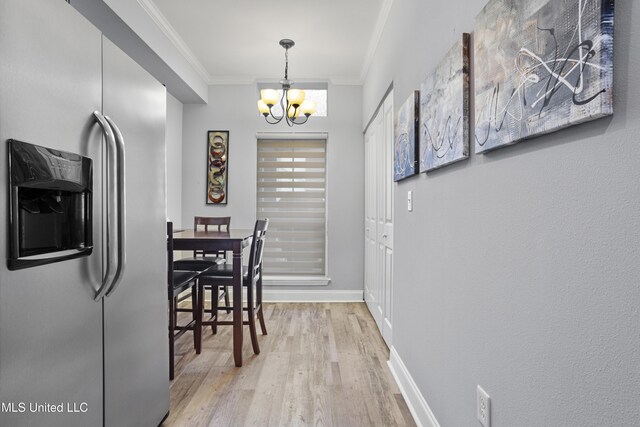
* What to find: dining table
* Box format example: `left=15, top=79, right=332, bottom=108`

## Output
left=172, top=228, right=253, bottom=367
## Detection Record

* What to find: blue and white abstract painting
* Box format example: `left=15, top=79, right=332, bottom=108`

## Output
left=474, top=0, right=614, bottom=153
left=394, top=91, right=419, bottom=181
left=420, top=33, right=470, bottom=172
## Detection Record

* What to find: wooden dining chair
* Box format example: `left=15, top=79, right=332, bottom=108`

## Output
left=167, top=221, right=201, bottom=381
left=193, top=216, right=231, bottom=254
left=174, top=216, right=233, bottom=329
left=196, top=219, right=269, bottom=354
left=174, top=216, right=231, bottom=267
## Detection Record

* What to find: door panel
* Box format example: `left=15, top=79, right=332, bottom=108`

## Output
left=364, top=92, right=394, bottom=346
left=364, top=113, right=382, bottom=327
left=0, top=1, right=104, bottom=426
left=381, top=96, right=394, bottom=344
left=102, top=37, right=169, bottom=427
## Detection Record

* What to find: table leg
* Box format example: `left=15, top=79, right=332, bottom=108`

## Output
left=232, top=241, right=243, bottom=367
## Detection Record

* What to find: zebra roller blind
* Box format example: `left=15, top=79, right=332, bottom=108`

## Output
left=257, top=139, right=326, bottom=276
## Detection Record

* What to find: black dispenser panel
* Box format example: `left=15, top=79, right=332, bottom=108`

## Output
left=8, top=139, right=93, bottom=270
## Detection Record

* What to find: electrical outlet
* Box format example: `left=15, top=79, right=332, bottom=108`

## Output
left=477, top=385, right=491, bottom=427
left=407, top=190, right=413, bottom=211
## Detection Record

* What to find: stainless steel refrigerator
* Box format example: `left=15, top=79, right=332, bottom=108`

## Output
left=0, top=1, right=170, bottom=426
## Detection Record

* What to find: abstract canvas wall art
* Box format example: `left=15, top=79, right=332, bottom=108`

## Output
left=420, top=33, right=470, bottom=172
left=474, top=0, right=614, bottom=153
left=394, top=91, right=419, bottom=181
left=206, top=130, right=228, bottom=204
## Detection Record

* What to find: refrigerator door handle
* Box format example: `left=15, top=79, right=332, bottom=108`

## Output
left=93, top=111, right=119, bottom=301
left=104, top=116, right=126, bottom=297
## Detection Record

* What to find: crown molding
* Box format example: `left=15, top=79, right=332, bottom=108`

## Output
left=329, top=77, right=364, bottom=86
left=138, top=0, right=211, bottom=83
left=210, top=77, right=363, bottom=86
left=359, top=0, right=394, bottom=83
left=208, top=76, right=258, bottom=85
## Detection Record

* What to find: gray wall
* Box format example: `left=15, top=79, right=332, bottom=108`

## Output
left=181, top=83, right=364, bottom=292
left=166, top=92, right=183, bottom=226
left=363, top=0, right=640, bottom=426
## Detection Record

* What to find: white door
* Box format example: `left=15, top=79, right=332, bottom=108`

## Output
left=365, top=109, right=382, bottom=328
left=364, top=91, right=394, bottom=346
left=380, top=94, right=394, bottom=344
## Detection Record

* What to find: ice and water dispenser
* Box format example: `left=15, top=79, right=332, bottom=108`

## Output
left=8, top=139, right=93, bottom=270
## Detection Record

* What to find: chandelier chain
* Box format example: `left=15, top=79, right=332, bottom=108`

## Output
left=284, top=47, right=289, bottom=80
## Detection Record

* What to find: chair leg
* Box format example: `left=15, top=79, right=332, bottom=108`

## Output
left=247, top=281, right=260, bottom=355
left=211, top=283, right=218, bottom=335
left=168, top=297, right=175, bottom=381
left=248, top=309, right=260, bottom=355
left=256, top=275, right=267, bottom=335
left=223, top=285, right=231, bottom=314
left=193, top=285, right=201, bottom=354
left=257, top=305, right=267, bottom=336
left=204, top=284, right=213, bottom=325
left=173, top=296, right=178, bottom=329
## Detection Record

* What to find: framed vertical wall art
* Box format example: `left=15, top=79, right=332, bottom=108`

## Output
left=394, top=90, right=420, bottom=181
left=420, top=33, right=470, bottom=172
left=206, top=130, right=229, bottom=205
left=474, top=0, right=614, bottom=153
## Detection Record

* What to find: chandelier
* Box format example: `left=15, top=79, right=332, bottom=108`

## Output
left=258, top=39, right=316, bottom=126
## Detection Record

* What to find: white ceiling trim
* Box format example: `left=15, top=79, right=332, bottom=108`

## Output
left=209, top=77, right=363, bottom=86
left=359, top=0, right=394, bottom=83
left=139, top=0, right=212, bottom=83
left=209, top=77, right=258, bottom=85
left=329, top=78, right=365, bottom=86
left=210, top=77, right=364, bottom=86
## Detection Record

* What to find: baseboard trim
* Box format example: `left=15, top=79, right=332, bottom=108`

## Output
left=179, top=289, right=364, bottom=304
left=263, top=289, right=364, bottom=302
left=388, top=346, right=440, bottom=427
left=263, top=275, right=331, bottom=286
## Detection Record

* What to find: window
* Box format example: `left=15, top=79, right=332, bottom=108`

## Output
left=257, top=139, right=327, bottom=276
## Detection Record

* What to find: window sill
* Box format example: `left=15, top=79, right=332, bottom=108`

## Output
left=263, top=275, right=331, bottom=286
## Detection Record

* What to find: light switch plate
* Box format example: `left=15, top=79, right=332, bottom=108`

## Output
left=477, top=385, right=490, bottom=427
left=407, top=190, right=413, bottom=212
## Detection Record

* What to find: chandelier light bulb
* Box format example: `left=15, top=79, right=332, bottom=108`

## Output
left=260, top=89, right=279, bottom=107
left=300, top=99, right=317, bottom=116
left=287, top=89, right=306, bottom=107
left=258, top=100, right=270, bottom=115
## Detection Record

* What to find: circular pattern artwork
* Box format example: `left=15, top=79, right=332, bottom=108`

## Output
left=206, top=131, right=228, bottom=204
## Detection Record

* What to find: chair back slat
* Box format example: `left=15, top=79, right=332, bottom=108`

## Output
left=247, top=219, right=269, bottom=283
left=193, top=216, right=231, bottom=258
left=194, top=216, right=231, bottom=232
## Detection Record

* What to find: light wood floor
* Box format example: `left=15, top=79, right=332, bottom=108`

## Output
left=163, top=302, right=416, bottom=427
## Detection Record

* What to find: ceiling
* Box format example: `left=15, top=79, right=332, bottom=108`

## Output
left=149, top=0, right=391, bottom=85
